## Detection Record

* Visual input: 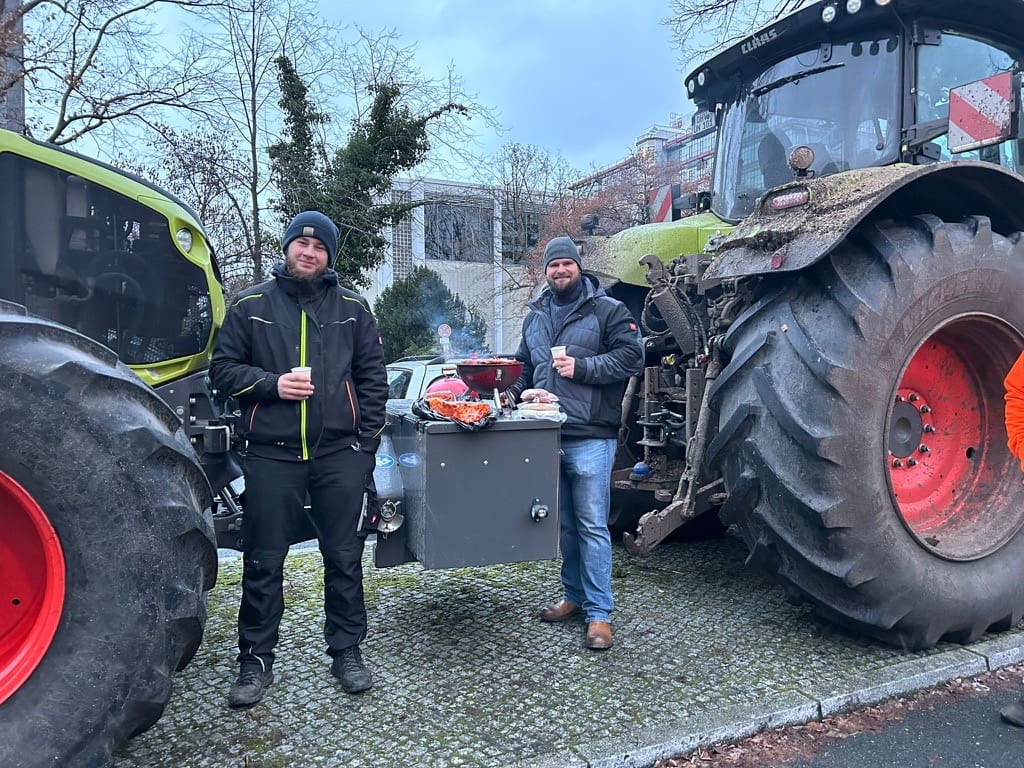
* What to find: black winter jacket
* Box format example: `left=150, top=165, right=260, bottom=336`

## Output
left=210, top=264, right=388, bottom=461
left=509, top=274, right=643, bottom=439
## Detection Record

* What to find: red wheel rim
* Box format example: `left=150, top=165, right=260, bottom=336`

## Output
left=0, top=471, right=65, bottom=706
left=888, top=316, right=1024, bottom=560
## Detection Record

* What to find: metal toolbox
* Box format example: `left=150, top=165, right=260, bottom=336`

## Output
left=378, top=403, right=560, bottom=570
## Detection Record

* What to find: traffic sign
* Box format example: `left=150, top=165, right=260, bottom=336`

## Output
left=437, top=323, right=452, bottom=338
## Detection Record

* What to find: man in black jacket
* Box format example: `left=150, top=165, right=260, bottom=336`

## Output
left=211, top=210, right=388, bottom=706
left=507, top=236, right=643, bottom=650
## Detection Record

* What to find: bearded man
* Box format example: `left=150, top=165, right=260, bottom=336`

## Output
left=506, top=236, right=644, bottom=650
left=211, top=210, right=388, bottom=706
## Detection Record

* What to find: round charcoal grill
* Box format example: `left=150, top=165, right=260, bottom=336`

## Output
left=455, top=360, right=524, bottom=403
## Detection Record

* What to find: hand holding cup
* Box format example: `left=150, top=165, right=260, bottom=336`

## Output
left=279, top=366, right=315, bottom=400
left=551, top=346, right=574, bottom=378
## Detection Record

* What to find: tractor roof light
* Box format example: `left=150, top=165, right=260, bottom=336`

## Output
left=697, top=69, right=708, bottom=86
left=846, top=0, right=863, bottom=13
left=687, top=79, right=696, bottom=95
left=874, top=0, right=892, bottom=5
left=822, top=4, right=838, bottom=22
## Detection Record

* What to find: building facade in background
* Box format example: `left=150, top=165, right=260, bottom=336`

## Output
left=364, top=178, right=547, bottom=357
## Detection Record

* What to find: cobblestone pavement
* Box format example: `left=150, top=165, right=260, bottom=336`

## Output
left=112, top=533, right=1024, bottom=768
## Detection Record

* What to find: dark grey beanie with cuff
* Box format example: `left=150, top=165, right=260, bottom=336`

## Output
left=543, top=236, right=582, bottom=270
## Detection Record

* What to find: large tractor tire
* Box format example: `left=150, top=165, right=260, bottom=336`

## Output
left=707, top=215, right=1024, bottom=649
left=0, top=307, right=217, bottom=767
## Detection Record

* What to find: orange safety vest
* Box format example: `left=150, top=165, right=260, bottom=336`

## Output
left=1005, top=352, right=1024, bottom=469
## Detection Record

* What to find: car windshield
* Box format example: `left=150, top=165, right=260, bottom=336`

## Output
left=712, top=35, right=902, bottom=222
left=387, top=367, right=413, bottom=399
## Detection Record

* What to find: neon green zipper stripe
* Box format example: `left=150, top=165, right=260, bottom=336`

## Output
left=300, top=311, right=309, bottom=460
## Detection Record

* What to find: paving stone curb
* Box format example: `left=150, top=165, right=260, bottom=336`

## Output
left=538, top=642, right=1024, bottom=768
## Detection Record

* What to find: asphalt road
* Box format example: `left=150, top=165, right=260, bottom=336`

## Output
left=789, top=686, right=1024, bottom=768
left=794, top=692, right=1019, bottom=768
left=656, top=663, right=1024, bottom=768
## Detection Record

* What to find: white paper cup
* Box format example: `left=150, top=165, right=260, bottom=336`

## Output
left=550, top=345, right=567, bottom=358
left=291, top=366, right=312, bottom=379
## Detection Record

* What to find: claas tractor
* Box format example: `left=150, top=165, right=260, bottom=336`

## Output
left=0, top=129, right=237, bottom=766
left=598, top=0, right=1024, bottom=650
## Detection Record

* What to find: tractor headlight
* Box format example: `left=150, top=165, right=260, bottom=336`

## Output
left=846, top=0, right=863, bottom=13
left=822, top=4, right=838, bottom=22
left=176, top=227, right=194, bottom=253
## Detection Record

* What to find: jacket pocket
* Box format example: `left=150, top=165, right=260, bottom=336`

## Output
left=345, top=379, right=360, bottom=431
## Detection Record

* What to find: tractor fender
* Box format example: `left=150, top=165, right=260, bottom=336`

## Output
left=703, top=161, right=1024, bottom=281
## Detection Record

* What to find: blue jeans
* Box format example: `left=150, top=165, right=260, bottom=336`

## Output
left=558, top=437, right=617, bottom=623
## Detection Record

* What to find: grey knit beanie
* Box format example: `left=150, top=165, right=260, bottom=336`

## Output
left=543, top=236, right=582, bottom=270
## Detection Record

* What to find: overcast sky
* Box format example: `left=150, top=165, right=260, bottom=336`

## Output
left=324, top=1, right=696, bottom=175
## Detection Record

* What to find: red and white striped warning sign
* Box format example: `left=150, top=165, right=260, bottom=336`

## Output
left=649, top=184, right=673, bottom=223
left=948, top=71, right=1018, bottom=154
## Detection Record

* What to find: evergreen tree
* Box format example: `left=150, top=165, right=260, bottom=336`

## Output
left=374, top=266, right=488, bottom=363
left=268, top=56, right=466, bottom=287
left=267, top=55, right=327, bottom=219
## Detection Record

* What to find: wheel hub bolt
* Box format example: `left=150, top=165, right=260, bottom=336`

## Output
left=909, top=394, right=919, bottom=402
left=892, top=459, right=903, bottom=468
left=895, top=395, right=905, bottom=403
left=923, top=425, right=935, bottom=433
left=907, top=458, right=918, bottom=466
left=920, top=405, right=931, bottom=413
left=919, top=444, right=930, bottom=453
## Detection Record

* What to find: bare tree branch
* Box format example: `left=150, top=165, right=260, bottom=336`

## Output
left=4, top=0, right=230, bottom=144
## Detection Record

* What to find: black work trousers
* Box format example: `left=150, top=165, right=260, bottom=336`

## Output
left=237, top=448, right=373, bottom=669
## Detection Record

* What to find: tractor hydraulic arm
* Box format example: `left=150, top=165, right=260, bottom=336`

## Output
left=623, top=353, right=723, bottom=555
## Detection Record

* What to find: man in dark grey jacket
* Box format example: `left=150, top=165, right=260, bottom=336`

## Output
left=211, top=210, right=388, bottom=706
left=508, top=236, right=644, bottom=650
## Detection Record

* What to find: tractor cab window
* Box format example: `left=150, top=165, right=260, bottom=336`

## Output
left=916, top=33, right=1022, bottom=173
left=0, top=152, right=213, bottom=365
left=712, top=34, right=901, bottom=222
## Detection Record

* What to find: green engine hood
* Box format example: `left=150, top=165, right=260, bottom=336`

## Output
left=586, top=212, right=734, bottom=287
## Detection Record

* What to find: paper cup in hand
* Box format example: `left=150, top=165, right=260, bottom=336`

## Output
left=550, top=345, right=567, bottom=359
left=291, top=366, right=312, bottom=380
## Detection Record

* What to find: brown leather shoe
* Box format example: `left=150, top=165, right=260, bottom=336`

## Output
left=539, top=599, right=581, bottom=622
left=585, top=620, right=613, bottom=650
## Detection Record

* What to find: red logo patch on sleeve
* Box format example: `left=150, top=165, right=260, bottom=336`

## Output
left=629, top=323, right=638, bottom=331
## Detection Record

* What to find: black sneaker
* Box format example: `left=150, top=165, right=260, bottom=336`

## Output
left=330, top=646, right=373, bottom=694
left=227, top=661, right=274, bottom=708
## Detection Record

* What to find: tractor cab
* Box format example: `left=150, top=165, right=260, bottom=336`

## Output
left=0, top=129, right=224, bottom=385
left=691, top=0, right=1024, bottom=223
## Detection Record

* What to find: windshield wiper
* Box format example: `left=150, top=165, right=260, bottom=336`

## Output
left=751, top=62, right=846, bottom=98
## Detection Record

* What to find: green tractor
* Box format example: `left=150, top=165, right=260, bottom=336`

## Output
left=0, top=129, right=232, bottom=766
left=603, top=0, right=1024, bottom=649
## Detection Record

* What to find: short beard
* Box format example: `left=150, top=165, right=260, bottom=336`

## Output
left=286, top=257, right=327, bottom=281
left=547, top=272, right=581, bottom=297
